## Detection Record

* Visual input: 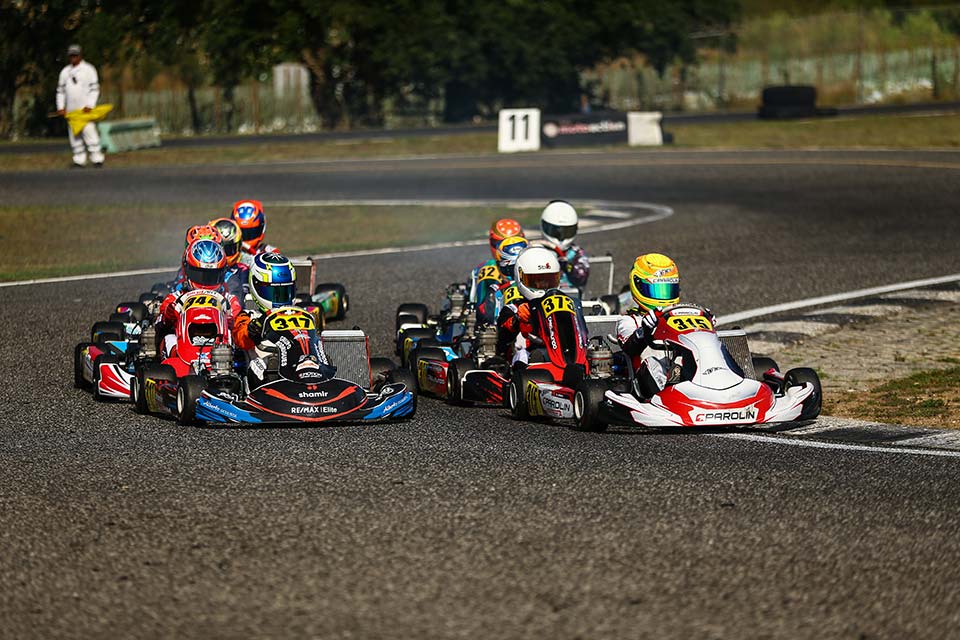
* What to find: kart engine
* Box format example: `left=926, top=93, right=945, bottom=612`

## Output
left=208, top=343, right=242, bottom=394
left=587, top=341, right=614, bottom=378
left=138, top=324, right=157, bottom=360
left=475, top=325, right=498, bottom=362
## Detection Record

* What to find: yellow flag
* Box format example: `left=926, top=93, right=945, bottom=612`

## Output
left=64, top=104, right=114, bottom=136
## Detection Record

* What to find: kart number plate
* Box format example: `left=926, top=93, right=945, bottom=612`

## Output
left=478, top=265, right=500, bottom=282
left=184, top=294, right=219, bottom=309
left=667, top=316, right=713, bottom=332
left=269, top=312, right=315, bottom=331
left=502, top=285, right=521, bottom=305
left=541, top=294, right=575, bottom=318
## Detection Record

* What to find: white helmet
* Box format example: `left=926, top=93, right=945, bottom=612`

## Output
left=540, top=200, right=579, bottom=250
left=514, top=246, right=561, bottom=301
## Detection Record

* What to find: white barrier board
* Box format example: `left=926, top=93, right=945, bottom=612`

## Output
left=498, top=108, right=541, bottom=153
left=627, top=111, right=663, bottom=146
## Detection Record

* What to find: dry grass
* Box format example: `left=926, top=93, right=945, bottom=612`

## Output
left=0, top=203, right=540, bottom=281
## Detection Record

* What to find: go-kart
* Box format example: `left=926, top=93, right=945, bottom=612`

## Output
left=134, top=302, right=415, bottom=426
left=571, top=304, right=822, bottom=431
left=73, top=301, right=159, bottom=401
left=504, top=289, right=627, bottom=420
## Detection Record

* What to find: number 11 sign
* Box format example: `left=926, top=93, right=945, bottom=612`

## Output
left=497, top=108, right=541, bottom=153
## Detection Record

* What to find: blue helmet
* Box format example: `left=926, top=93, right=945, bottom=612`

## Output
left=249, top=253, right=297, bottom=312
left=183, top=239, right=226, bottom=290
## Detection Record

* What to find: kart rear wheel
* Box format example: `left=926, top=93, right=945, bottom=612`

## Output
left=396, top=327, right=436, bottom=362
left=176, top=375, right=207, bottom=426
left=445, top=358, right=474, bottom=405
left=314, top=283, right=349, bottom=321
left=74, top=342, right=93, bottom=389
left=752, top=356, right=780, bottom=379
left=785, top=368, right=822, bottom=421
left=91, top=353, right=121, bottom=402
left=573, top=380, right=610, bottom=432
left=508, top=369, right=551, bottom=420
left=132, top=363, right=172, bottom=414
left=91, top=321, right=125, bottom=343
left=410, top=346, right=448, bottom=393
left=396, top=303, right=429, bottom=331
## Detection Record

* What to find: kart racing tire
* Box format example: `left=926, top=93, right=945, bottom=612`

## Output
left=314, top=283, right=349, bottom=321
left=176, top=375, right=207, bottom=426
left=396, top=303, right=429, bottom=331
left=752, top=356, right=780, bottom=379
left=508, top=368, right=552, bottom=420
left=398, top=327, right=437, bottom=363
left=369, top=357, right=398, bottom=386
left=74, top=342, right=93, bottom=389
left=109, top=312, right=129, bottom=324
left=785, top=367, right=822, bottom=421
left=132, top=363, right=173, bottom=414
left=410, top=346, right=448, bottom=391
left=91, top=321, right=126, bottom=343
left=91, top=352, right=121, bottom=402
left=573, top=380, right=610, bottom=432
left=396, top=313, right=422, bottom=331
left=445, top=358, right=474, bottom=405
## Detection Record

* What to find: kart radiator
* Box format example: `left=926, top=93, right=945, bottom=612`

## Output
left=717, top=329, right=756, bottom=380
left=321, top=330, right=371, bottom=389
left=584, top=315, right=624, bottom=347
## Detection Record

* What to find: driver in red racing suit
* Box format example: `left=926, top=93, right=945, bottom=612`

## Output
left=495, top=246, right=562, bottom=366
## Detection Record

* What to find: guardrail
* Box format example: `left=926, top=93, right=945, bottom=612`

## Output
left=99, top=118, right=161, bottom=153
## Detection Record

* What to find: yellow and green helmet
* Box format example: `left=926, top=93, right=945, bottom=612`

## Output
left=629, top=253, right=680, bottom=310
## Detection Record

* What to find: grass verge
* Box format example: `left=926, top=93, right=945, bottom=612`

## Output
left=0, top=203, right=540, bottom=281
left=672, top=112, right=960, bottom=149
left=827, top=366, right=960, bottom=429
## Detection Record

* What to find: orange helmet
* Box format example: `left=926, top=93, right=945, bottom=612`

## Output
left=489, top=218, right=524, bottom=258
left=185, top=224, right=223, bottom=249
left=231, top=200, right=266, bottom=252
left=209, top=217, right=242, bottom=267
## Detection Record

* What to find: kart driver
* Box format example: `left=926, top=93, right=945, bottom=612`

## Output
left=172, top=224, right=223, bottom=289
left=156, top=239, right=243, bottom=357
left=538, top=200, right=590, bottom=290
left=231, top=200, right=280, bottom=267
left=209, top=217, right=247, bottom=298
left=475, top=235, right=528, bottom=325
left=232, top=253, right=335, bottom=384
left=616, top=253, right=716, bottom=398
left=495, top=246, right=563, bottom=366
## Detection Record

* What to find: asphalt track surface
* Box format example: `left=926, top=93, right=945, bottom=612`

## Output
left=3, top=149, right=960, bottom=638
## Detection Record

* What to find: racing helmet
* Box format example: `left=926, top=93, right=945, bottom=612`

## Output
left=495, top=235, right=529, bottom=276
left=184, top=224, right=223, bottom=249
left=231, top=200, right=266, bottom=252
left=489, top=218, right=524, bottom=258
left=630, top=253, right=680, bottom=311
left=540, top=200, right=579, bottom=250
left=209, top=217, right=242, bottom=267
left=249, top=253, right=297, bottom=313
left=183, top=239, right=227, bottom=290
left=514, top=246, right=561, bottom=301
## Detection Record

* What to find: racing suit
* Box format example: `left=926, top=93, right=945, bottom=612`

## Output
left=56, top=60, right=104, bottom=166
left=496, top=299, right=542, bottom=366
left=616, top=306, right=717, bottom=397
left=548, top=243, right=590, bottom=290
left=233, top=309, right=335, bottom=388
left=156, top=284, right=242, bottom=359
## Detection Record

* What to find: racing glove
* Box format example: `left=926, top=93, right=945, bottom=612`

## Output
left=247, top=315, right=264, bottom=342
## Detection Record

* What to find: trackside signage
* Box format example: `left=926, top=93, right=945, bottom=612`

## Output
left=540, top=111, right=628, bottom=148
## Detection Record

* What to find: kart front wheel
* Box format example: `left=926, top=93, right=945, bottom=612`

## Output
left=314, top=283, right=349, bottom=321
left=508, top=369, right=550, bottom=419
left=785, top=367, right=822, bottom=421
left=74, top=342, right=93, bottom=390
left=176, top=375, right=207, bottom=426
left=445, top=358, right=474, bottom=405
left=573, top=380, right=609, bottom=432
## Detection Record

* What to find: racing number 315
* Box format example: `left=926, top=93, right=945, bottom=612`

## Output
left=667, top=316, right=713, bottom=332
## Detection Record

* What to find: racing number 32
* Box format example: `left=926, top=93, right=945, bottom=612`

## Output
left=541, top=295, right=575, bottom=318
left=667, top=316, right=713, bottom=332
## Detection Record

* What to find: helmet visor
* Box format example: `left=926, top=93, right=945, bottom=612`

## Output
left=523, top=271, right=561, bottom=291
left=221, top=239, right=240, bottom=258
left=185, top=264, right=223, bottom=287
left=542, top=221, right=577, bottom=242
left=635, top=275, right=679, bottom=302
left=254, top=281, right=296, bottom=308
left=241, top=223, right=264, bottom=242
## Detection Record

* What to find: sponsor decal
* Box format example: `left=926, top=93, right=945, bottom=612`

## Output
left=668, top=307, right=700, bottom=316
left=544, top=120, right=626, bottom=136
left=199, top=397, right=242, bottom=421
left=540, top=392, right=573, bottom=417
left=702, top=367, right=723, bottom=376
left=418, top=360, right=446, bottom=387
left=525, top=380, right=544, bottom=417
left=297, top=389, right=329, bottom=399
left=298, top=370, right=326, bottom=380
left=693, top=407, right=758, bottom=423
left=290, top=405, right=338, bottom=415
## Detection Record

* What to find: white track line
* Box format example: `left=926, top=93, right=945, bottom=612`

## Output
left=718, top=273, right=960, bottom=325
left=0, top=199, right=672, bottom=288
left=714, top=432, right=960, bottom=459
